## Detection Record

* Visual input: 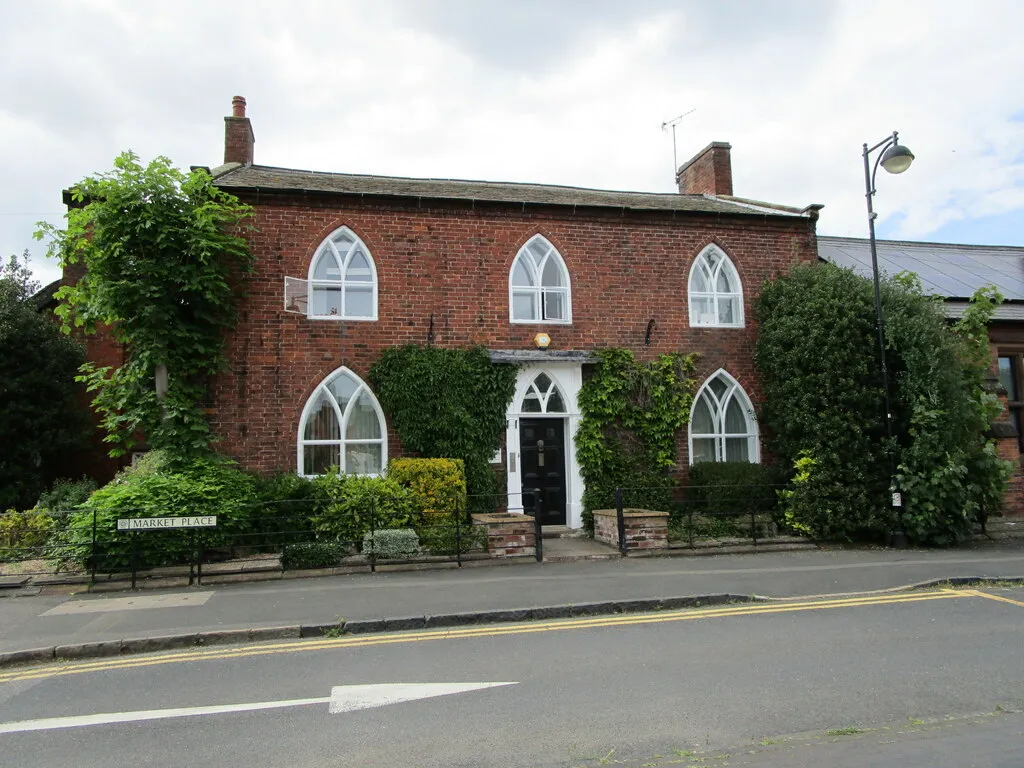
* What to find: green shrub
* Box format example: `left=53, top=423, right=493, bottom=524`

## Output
left=0, top=508, right=55, bottom=560
left=577, top=349, right=697, bottom=535
left=250, top=472, right=317, bottom=545
left=684, top=462, right=786, bottom=518
left=281, top=541, right=349, bottom=570
left=388, top=458, right=467, bottom=525
left=36, top=477, right=98, bottom=513
left=418, top=522, right=487, bottom=555
left=757, top=266, right=1011, bottom=544
left=59, top=456, right=257, bottom=572
left=311, top=472, right=415, bottom=543
left=362, top=528, right=420, bottom=559
left=369, top=345, right=518, bottom=511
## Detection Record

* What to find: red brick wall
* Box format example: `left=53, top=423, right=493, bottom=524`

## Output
left=988, top=327, right=1024, bottom=517
left=677, top=142, right=733, bottom=196
left=206, top=192, right=818, bottom=475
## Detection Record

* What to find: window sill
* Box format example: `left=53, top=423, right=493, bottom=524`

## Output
left=509, top=319, right=573, bottom=326
left=307, top=315, right=378, bottom=322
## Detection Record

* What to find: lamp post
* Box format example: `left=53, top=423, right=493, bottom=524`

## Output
left=862, top=131, right=915, bottom=548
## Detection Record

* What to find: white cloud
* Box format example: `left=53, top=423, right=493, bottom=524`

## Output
left=3, top=0, right=1023, bottom=287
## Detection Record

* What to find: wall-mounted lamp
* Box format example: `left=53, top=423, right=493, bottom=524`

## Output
left=534, top=332, right=551, bottom=350
left=427, top=314, right=435, bottom=345
left=644, top=318, right=656, bottom=346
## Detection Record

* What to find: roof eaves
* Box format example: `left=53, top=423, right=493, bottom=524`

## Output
left=710, top=194, right=808, bottom=217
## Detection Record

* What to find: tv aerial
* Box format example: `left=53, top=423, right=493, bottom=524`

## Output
left=661, top=108, right=697, bottom=177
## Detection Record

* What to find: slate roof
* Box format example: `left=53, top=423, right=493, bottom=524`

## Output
left=818, top=236, right=1024, bottom=301
left=210, top=163, right=813, bottom=219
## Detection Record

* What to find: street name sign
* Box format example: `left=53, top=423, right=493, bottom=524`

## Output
left=116, top=516, right=217, bottom=531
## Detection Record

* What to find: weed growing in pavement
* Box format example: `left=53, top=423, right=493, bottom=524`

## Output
left=826, top=727, right=865, bottom=736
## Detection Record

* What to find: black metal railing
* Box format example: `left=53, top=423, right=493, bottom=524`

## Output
left=0, top=493, right=521, bottom=587
left=608, top=483, right=797, bottom=550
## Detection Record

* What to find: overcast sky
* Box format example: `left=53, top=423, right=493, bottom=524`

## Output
left=3, top=0, right=1023, bottom=285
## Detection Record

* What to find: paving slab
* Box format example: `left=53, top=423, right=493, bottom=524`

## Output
left=0, top=542, right=1022, bottom=662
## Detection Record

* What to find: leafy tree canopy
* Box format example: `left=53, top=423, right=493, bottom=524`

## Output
left=0, top=251, right=89, bottom=508
left=36, top=152, right=254, bottom=464
left=756, top=263, right=1011, bottom=545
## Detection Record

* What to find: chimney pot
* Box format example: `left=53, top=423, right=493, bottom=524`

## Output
left=224, top=96, right=255, bottom=165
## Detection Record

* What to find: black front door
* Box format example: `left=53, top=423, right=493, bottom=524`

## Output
left=520, top=418, right=567, bottom=525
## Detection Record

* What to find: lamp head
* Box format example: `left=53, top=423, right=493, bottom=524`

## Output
left=880, top=143, right=915, bottom=174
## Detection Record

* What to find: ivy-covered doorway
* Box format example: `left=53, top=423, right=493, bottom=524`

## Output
left=506, top=365, right=585, bottom=528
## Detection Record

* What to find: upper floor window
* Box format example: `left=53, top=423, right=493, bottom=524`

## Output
left=298, top=367, right=387, bottom=475
left=307, top=226, right=378, bottom=320
left=688, top=245, right=743, bottom=327
left=689, top=369, right=759, bottom=464
left=509, top=235, right=571, bottom=323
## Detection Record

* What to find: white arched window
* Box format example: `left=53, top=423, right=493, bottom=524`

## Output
left=688, top=245, right=743, bottom=327
left=689, top=370, right=759, bottom=464
left=509, top=235, right=571, bottom=323
left=298, top=367, right=387, bottom=475
left=520, top=372, right=567, bottom=413
left=307, top=226, right=378, bottom=320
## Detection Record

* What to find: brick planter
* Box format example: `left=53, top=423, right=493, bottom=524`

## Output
left=471, top=513, right=537, bottom=558
left=593, top=509, right=669, bottom=552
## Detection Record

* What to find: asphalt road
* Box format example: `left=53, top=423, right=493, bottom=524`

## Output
left=0, top=587, right=1022, bottom=767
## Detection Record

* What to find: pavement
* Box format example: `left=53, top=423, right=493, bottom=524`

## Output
left=1, top=538, right=1023, bottom=667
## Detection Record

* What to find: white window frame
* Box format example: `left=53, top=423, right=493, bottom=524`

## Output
left=306, top=226, right=379, bottom=322
left=688, top=369, right=759, bottom=464
left=688, top=244, right=744, bottom=328
left=509, top=234, right=572, bottom=324
left=520, top=371, right=568, bottom=414
left=297, top=366, right=388, bottom=476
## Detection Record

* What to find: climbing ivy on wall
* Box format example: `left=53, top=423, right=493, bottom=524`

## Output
left=369, top=345, right=518, bottom=511
left=576, top=348, right=698, bottom=527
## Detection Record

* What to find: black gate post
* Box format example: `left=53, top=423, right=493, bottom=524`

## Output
left=532, top=488, right=544, bottom=563
left=368, top=495, right=377, bottom=573
left=455, top=501, right=463, bottom=568
left=89, top=507, right=98, bottom=584
left=130, top=532, right=139, bottom=590
left=197, top=529, right=205, bottom=587
left=615, top=488, right=627, bottom=555
left=189, top=529, right=196, bottom=587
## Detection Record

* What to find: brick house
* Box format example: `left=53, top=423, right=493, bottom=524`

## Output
left=76, top=97, right=823, bottom=528
left=819, top=236, right=1024, bottom=516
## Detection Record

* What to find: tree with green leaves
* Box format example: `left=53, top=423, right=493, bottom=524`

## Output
left=36, top=153, right=254, bottom=465
left=0, top=251, right=90, bottom=509
left=756, top=263, right=1011, bottom=545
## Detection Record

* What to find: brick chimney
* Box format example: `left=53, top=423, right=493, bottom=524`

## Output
left=676, top=141, right=733, bottom=196
left=224, top=95, right=255, bottom=165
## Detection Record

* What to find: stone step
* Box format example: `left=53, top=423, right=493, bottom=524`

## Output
left=541, top=525, right=584, bottom=539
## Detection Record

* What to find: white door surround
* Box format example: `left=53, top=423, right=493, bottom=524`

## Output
left=505, top=364, right=585, bottom=529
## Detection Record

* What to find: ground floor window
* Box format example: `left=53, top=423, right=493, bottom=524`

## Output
left=998, top=353, right=1024, bottom=452
left=297, top=367, right=387, bottom=475
left=689, top=369, right=759, bottom=463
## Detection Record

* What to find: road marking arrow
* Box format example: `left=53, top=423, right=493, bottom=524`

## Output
left=0, top=682, right=517, bottom=734
left=327, top=682, right=514, bottom=713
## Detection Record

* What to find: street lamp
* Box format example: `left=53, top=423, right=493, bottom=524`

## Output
left=862, top=131, right=915, bottom=548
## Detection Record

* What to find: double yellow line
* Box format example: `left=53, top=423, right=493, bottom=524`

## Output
left=0, top=590, right=985, bottom=685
